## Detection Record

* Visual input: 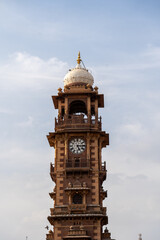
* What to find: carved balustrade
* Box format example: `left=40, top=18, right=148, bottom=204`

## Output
left=55, top=115, right=102, bottom=131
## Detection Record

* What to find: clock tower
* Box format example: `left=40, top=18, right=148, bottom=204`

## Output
left=46, top=53, right=114, bottom=240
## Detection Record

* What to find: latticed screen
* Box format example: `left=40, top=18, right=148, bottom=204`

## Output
left=73, top=194, right=83, bottom=204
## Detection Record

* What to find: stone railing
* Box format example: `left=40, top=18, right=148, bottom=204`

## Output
left=66, top=159, right=90, bottom=169
left=68, top=204, right=86, bottom=213
left=55, top=115, right=102, bottom=131
left=67, top=226, right=87, bottom=236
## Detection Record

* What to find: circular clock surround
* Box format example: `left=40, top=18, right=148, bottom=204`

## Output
left=69, top=138, right=86, bottom=154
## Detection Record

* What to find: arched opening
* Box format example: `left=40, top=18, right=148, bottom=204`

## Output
left=91, top=106, right=96, bottom=122
left=91, top=106, right=95, bottom=115
left=61, top=107, right=65, bottom=118
left=69, top=100, right=87, bottom=115
left=72, top=193, right=83, bottom=204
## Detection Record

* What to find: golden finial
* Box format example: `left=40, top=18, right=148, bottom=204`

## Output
left=77, top=51, right=82, bottom=64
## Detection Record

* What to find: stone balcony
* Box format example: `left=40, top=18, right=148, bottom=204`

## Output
left=50, top=205, right=107, bottom=216
left=50, top=161, right=106, bottom=178
left=48, top=205, right=108, bottom=225
left=55, top=115, right=102, bottom=132
left=66, top=159, right=90, bottom=172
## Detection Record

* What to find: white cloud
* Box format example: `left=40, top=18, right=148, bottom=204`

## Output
left=93, top=45, right=160, bottom=89
left=0, top=52, right=68, bottom=90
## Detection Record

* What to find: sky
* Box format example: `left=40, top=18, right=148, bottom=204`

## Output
left=0, top=1, right=160, bottom=240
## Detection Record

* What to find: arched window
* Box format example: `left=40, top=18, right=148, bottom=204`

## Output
left=69, top=100, right=87, bottom=115
left=73, top=194, right=83, bottom=204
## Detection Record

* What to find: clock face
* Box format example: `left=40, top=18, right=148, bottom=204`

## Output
left=69, top=138, right=86, bottom=154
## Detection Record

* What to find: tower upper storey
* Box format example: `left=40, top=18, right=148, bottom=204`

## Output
left=51, top=53, right=106, bottom=135
left=64, top=52, right=94, bottom=87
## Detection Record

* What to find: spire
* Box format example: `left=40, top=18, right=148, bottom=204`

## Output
left=139, top=234, right=142, bottom=240
left=77, top=51, right=82, bottom=64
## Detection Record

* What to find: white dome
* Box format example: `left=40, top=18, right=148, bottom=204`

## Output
left=64, top=61, right=94, bottom=87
